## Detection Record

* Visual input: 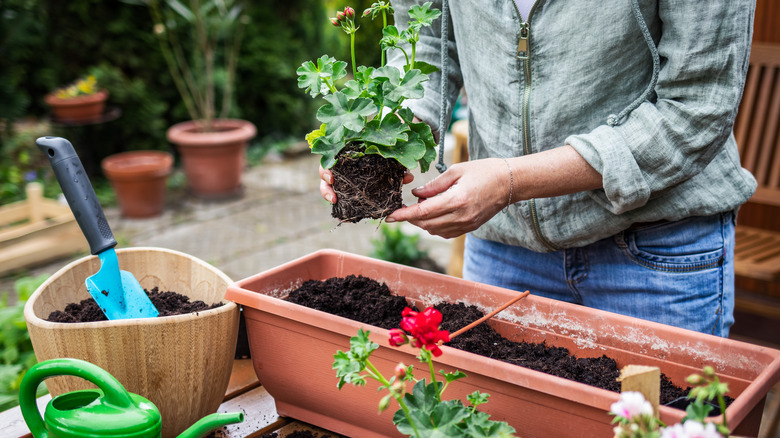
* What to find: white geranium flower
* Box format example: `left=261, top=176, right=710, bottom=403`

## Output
left=660, top=420, right=723, bottom=438
left=610, top=391, right=654, bottom=420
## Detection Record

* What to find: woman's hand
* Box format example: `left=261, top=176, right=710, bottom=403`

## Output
left=385, top=158, right=511, bottom=239
left=319, top=166, right=415, bottom=204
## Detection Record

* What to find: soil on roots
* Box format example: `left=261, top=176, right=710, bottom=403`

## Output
left=330, top=146, right=405, bottom=223
left=284, top=275, right=734, bottom=410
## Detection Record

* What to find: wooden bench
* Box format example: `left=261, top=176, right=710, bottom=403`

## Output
left=732, top=42, right=780, bottom=337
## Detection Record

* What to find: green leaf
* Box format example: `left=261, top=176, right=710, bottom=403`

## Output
left=317, top=92, right=374, bottom=135
left=165, top=0, right=196, bottom=22
left=297, top=55, right=347, bottom=98
left=305, top=124, right=327, bottom=148
left=311, top=133, right=346, bottom=169
left=408, top=2, right=442, bottom=29
left=380, top=25, right=403, bottom=50
left=683, top=400, right=713, bottom=423
left=361, top=114, right=409, bottom=147
left=466, top=391, right=489, bottom=407
left=333, top=329, right=379, bottom=389
left=376, top=67, right=426, bottom=103
left=410, top=61, right=439, bottom=75
left=441, top=370, right=467, bottom=384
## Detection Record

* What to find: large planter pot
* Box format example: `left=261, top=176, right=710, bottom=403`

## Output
left=166, top=118, right=256, bottom=200
left=225, top=249, right=780, bottom=438
left=25, top=247, right=239, bottom=438
left=45, top=89, right=109, bottom=123
left=101, top=150, right=173, bottom=218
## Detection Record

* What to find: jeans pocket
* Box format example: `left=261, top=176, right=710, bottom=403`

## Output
left=619, top=216, right=725, bottom=273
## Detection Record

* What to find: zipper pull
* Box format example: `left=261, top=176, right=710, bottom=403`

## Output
left=517, top=23, right=529, bottom=59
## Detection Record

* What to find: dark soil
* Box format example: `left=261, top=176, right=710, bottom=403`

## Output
left=330, top=145, right=405, bottom=223
left=284, top=275, right=729, bottom=411
left=46, top=287, right=223, bottom=322
left=286, top=275, right=408, bottom=330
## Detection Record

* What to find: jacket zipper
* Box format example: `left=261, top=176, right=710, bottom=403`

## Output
left=515, top=4, right=558, bottom=251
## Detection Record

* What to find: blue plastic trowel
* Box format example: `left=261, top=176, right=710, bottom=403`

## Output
left=36, top=137, right=159, bottom=320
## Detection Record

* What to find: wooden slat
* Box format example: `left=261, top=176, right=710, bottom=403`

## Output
left=0, top=394, right=51, bottom=438
left=736, top=65, right=758, bottom=153
left=734, top=226, right=780, bottom=281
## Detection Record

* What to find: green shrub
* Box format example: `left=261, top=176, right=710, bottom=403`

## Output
left=0, top=120, right=60, bottom=204
left=370, top=223, right=429, bottom=267
left=0, top=274, right=50, bottom=413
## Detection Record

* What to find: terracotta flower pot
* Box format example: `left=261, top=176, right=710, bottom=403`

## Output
left=45, top=89, right=109, bottom=123
left=101, top=150, right=173, bottom=219
left=25, top=247, right=239, bottom=438
left=166, top=118, right=256, bottom=200
left=225, top=249, right=780, bottom=438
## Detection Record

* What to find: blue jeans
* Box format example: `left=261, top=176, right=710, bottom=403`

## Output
left=463, top=212, right=736, bottom=337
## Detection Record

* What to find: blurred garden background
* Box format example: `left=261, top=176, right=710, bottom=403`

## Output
left=0, top=0, right=390, bottom=205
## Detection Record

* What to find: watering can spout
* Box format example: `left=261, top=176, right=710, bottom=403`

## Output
left=177, top=412, right=244, bottom=438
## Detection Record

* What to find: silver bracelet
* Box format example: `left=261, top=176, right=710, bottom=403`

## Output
left=502, top=158, right=514, bottom=213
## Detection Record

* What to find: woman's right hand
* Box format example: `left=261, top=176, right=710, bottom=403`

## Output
left=319, top=165, right=415, bottom=204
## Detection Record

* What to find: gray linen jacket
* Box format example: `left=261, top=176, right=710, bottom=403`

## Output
left=390, top=0, right=757, bottom=252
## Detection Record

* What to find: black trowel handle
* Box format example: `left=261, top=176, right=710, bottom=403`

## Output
left=36, top=136, right=117, bottom=255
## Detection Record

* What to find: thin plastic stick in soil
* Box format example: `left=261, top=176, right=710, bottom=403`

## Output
left=446, top=290, right=531, bottom=341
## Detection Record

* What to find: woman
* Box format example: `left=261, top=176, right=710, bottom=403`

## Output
left=320, top=0, right=757, bottom=337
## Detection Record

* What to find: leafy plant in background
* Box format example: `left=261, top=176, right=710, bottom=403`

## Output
left=0, top=121, right=60, bottom=205
left=610, top=366, right=731, bottom=438
left=371, top=223, right=429, bottom=267
left=334, top=307, right=517, bottom=437
left=0, top=274, right=49, bottom=412
left=50, top=73, right=101, bottom=99
left=123, top=0, right=249, bottom=132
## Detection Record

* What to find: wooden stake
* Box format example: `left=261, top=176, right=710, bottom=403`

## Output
left=618, top=365, right=660, bottom=416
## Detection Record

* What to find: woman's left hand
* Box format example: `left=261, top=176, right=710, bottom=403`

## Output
left=386, top=158, right=511, bottom=238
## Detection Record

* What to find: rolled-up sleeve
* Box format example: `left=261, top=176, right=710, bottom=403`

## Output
left=566, top=0, right=754, bottom=214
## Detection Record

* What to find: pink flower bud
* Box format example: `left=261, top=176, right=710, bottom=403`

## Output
left=336, top=11, right=346, bottom=21
left=330, top=17, right=340, bottom=27
left=394, top=363, right=406, bottom=379
left=388, top=328, right=408, bottom=347
left=363, top=8, right=371, bottom=17
left=344, top=6, right=355, bottom=18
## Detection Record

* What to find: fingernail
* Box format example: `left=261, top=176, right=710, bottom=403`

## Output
left=385, top=217, right=396, bottom=223
left=325, top=194, right=333, bottom=203
left=326, top=174, right=333, bottom=184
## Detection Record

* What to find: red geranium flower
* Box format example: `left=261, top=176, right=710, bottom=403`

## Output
left=393, top=307, right=450, bottom=357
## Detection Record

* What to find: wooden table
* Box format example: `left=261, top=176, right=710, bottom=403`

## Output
left=0, top=359, right=345, bottom=438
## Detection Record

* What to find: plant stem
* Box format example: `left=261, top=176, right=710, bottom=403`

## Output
left=380, top=9, right=387, bottom=67
left=717, top=393, right=728, bottom=433
left=366, top=360, right=422, bottom=438
left=148, top=1, right=199, bottom=123
left=350, top=31, right=357, bottom=78
left=426, top=354, right=441, bottom=403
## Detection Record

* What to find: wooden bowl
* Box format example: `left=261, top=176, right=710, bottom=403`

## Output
left=24, top=247, right=239, bottom=438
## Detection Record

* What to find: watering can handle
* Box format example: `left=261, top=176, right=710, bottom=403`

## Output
left=19, top=358, right=135, bottom=438
left=35, top=136, right=117, bottom=255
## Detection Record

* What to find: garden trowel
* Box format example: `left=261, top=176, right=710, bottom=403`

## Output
left=36, top=136, right=159, bottom=320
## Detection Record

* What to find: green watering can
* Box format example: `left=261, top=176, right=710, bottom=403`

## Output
left=19, top=358, right=244, bottom=438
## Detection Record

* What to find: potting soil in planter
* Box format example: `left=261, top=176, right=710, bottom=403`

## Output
left=47, top=287, right=224, bottom=322
left=285, top=274, right=731, bottom=410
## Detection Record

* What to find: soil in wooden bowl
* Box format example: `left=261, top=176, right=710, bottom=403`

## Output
left=285, top=275, right=732, bottom=412
left=46, top=287, right=223, bottom=322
